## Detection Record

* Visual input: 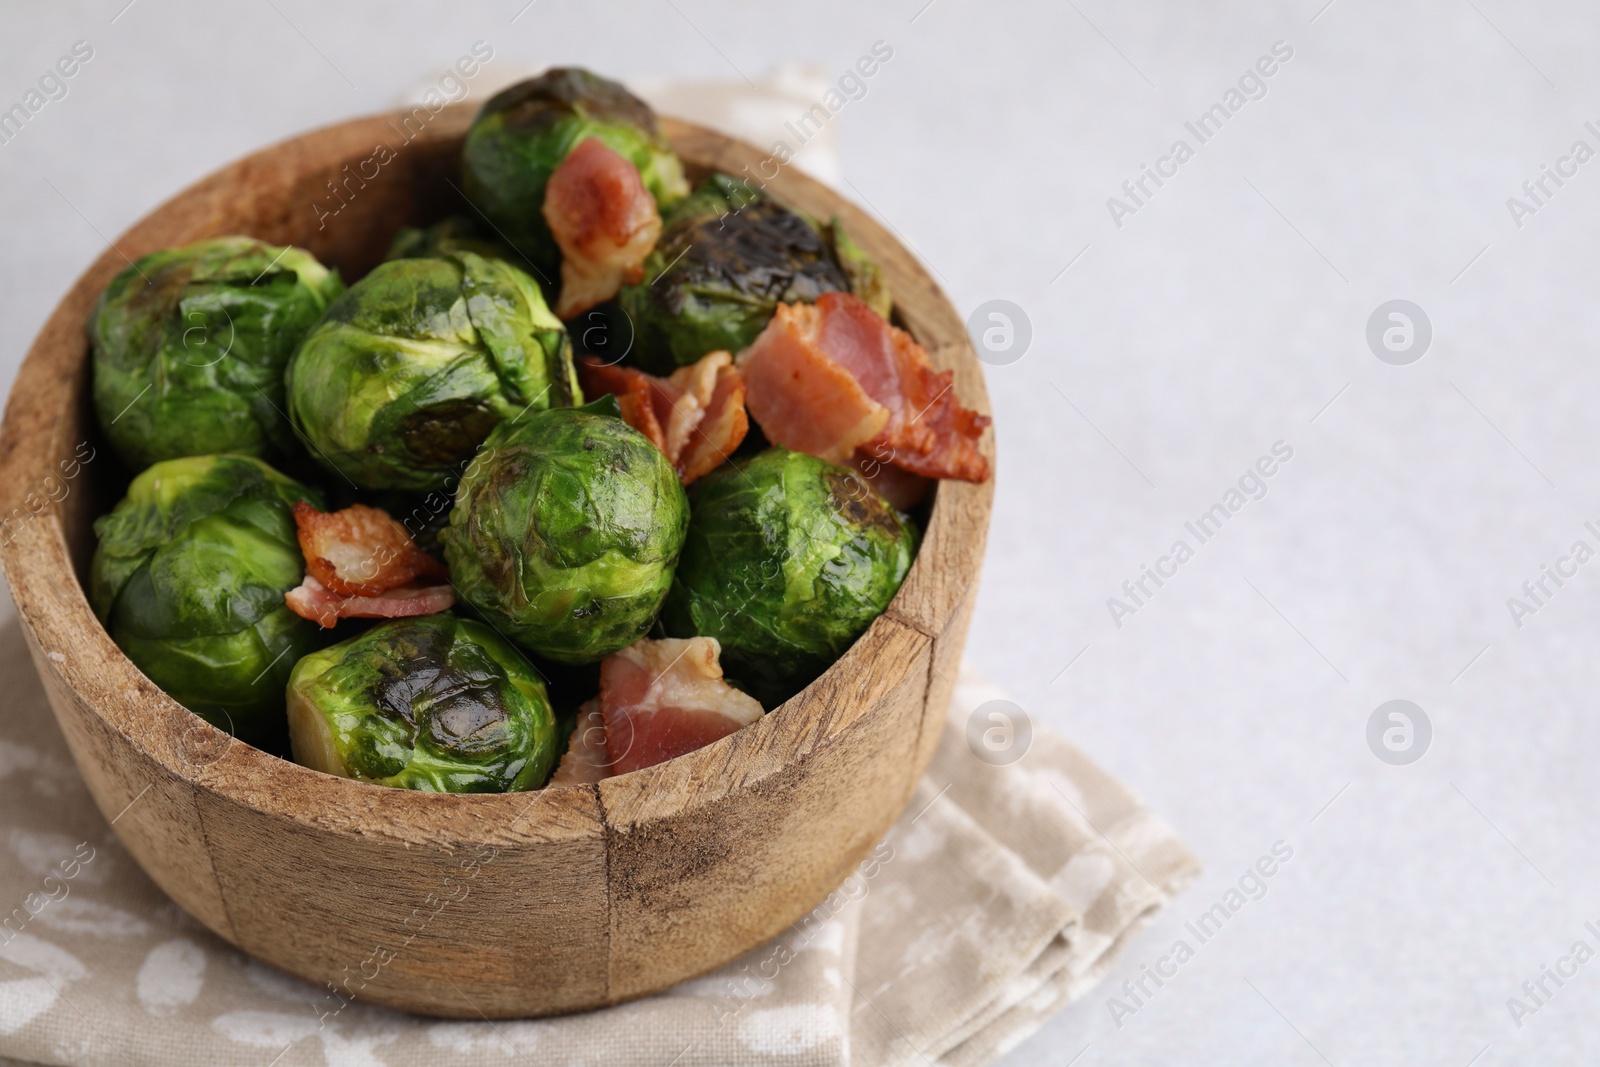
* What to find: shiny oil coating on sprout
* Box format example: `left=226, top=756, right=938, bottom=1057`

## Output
left=286, top=251, right=579, bottom=492
left=91, top=237, right=343, bottom=468
left=89, top=454, right=327, bottom=750
left=460, top=67, right=688, bottom=284
left=617, top=175, right=886, bottom=374
left=442, top=397, right=689, bottom=664
left=663, top=448, right=916, bottom=706
left=287, top=614, right=558, bottom=793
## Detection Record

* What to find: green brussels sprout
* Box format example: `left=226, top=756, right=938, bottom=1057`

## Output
left=617, top=175, right=888, bottom=373
left=822, top=218, right=892, bottom=319
left=286, top=614, right=559, bottom=792
left=91, top=236, right=342, bottom=468
left=442, top=396, right=689, bottom=664
left=90, top=454, right=326, bottom=750
left=286, top=250, right=580, bottom=491
left=385, top=216, right=516, bottom=264
left=460, top=67, right=689, bottom=283
left=663, top=448, right=916, bottom=705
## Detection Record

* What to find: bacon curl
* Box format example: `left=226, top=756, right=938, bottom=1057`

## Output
left=543, top=137, right=663, bottom=319
left=577, top=351, right=749, bottom=483
left=286, top=502, right=453, bottom=628
left=599, top=637, right=763, bottom=775
left=738, top=292, right=990, bottom=482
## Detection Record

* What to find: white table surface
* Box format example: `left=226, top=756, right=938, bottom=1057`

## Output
left=5, top=1, right=1600, bottom=1063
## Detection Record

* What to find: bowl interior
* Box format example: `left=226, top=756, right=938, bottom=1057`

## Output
left=1, top=104, right=993, bottom=826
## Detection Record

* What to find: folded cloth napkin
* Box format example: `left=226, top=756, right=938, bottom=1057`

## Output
left=0, top=609, right=1198, bottom=1067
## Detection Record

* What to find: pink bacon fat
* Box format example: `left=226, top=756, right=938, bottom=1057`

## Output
left=599, top=636, right=763, bottom=776
left=543, top=136, right=662, bottom=320
left=285, top=574, right=455, bottom=629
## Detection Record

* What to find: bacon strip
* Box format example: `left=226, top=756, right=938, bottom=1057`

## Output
left=660, top=353, right=722, bottom=461
left=738, top=293, right=990, bottom=482
left=577, top=351, right=748, bottom=483
left=292, top=501, right=445, bottom=598
left=599, top=637, right=764, bottom=775
left=285, top=574, right=455, bottom=629
left=547, top=700, right=612, bottom=786
left=543, top=136, right=663, bottom=320
left=736, top=302, right=887, bottom=464
left=580, top=358, right=665, bottom=448
left=678, top=362, right=749, bottom=485
left=287, top=502, right=453, bottom=627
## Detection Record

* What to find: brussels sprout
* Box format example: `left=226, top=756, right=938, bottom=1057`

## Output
left=286, top=614, right=559, bottom=792
left=460, top=67, right=689, bottom=282
left=662, top=448, right=915, bottom=705
left=442, top=396, right=689, bottom=664
left=617, top=175, right=888, bottom=373
left=385, top=216, right=516, bottom=264
left=90, top=454, right=326, bottom=750
left=822, top=219, right=892, bottom=320
left=286, top=251, right=580, bottom=491
left=91, top=236, right=342, bottom=468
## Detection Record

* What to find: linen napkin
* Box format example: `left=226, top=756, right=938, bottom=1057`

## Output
left=0, top=606, right=1197, bottom=1067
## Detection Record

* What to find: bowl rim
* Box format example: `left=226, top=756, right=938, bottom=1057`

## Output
left=0, top=105, right=994, bottom=846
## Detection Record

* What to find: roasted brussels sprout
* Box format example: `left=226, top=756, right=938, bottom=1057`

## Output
left=822, top=219, right=892, bottom=319
left=384, top=216, right=515, bottom=264
left=442, top=396, right=689, bottom=663
left=286, top=251, right=580, bottom=491
left=91, top=236, right=342, bottom=468
left=460, top=67, right=689, bottom=283
left=287, top=614, right=559, bottom=792
left=617, top=175, right=888, bottom=373
left=90, top=454, right=325, bottom=750
left=663, top=448, right=915, bottom=705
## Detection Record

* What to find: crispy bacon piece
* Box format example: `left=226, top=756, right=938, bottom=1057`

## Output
left=577, top=351, right=748, bottom=483
left=547, top=700, right=612, bottom=786
left=285, top=574, right=456, bottom=629
left=579, top=358, right=666, bottom=449
left=599, top=637, right=764, bottom=775
left=292, top=501, right=445, bottom=598
left=287, top=502, right=453, bottom=628
left=678, top=361, right=749, bottom=484
left=659, top=352, right=722, bottom=461
left=738, top=292, right=990, bottom=482
left=543, top=136, right=663, bottom=320
left=735, top=302, right=887, bottom=464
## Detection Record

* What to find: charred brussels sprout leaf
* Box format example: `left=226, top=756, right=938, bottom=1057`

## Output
left=286, top=251, right=580, bottom=491
left=287, top=614, right=559, bottom=792
left=822, top=218, right=892, bottom=319
left=460, top=67, right=689, bottom=283
left=91, top=237, right=342, bottom=468
left=663, top=448, right=915, bottom=705
left=90, top=454, right=326, bottom=750
left=442, top=396, right=689, bottom=664
left=617, top=175, right=888, bottom=373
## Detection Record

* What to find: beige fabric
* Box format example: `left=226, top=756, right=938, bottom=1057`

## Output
left=0, top=615, right=1197, bottom=1067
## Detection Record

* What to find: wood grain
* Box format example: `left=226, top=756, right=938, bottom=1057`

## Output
left=0, top=105, right=993, bottom=1017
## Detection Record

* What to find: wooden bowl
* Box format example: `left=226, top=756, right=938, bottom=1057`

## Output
left=0, top=106, right=993, bottom=1018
